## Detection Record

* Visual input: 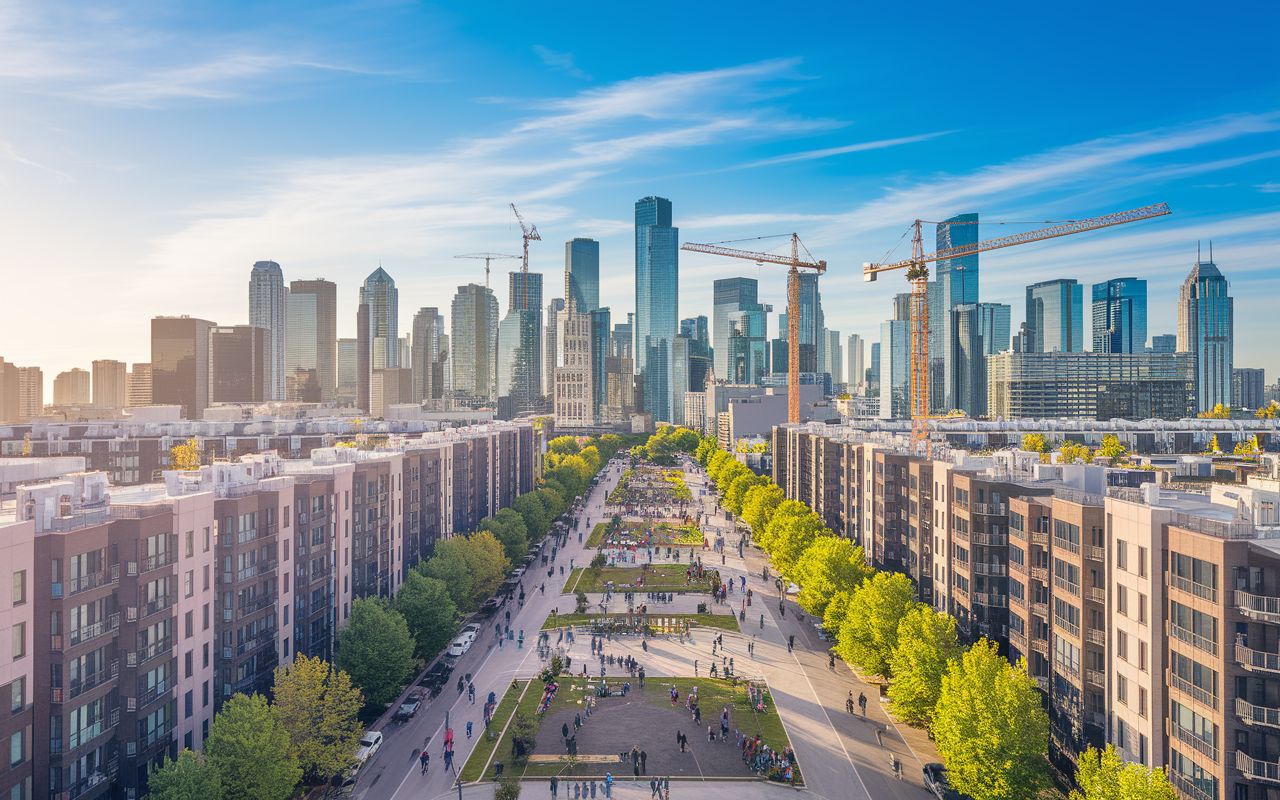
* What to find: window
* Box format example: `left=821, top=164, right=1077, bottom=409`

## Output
left=1137, top=546, right=1147, bottom=578
left=185, top=571, right=194, bottom=598
left=185, top=690, right=193, bottom=719
left=203, top=681, right=209, bottom=708
left=1117, top=540, right=1127, bottom=570
left=203, top=565, right=209, bottom=591
left=1138, top=593, right=1147, bottom=624
left=185, top=611, right=194, bottom=639
left=10, top=624, right=23, bottom=659
left=10, top=678, right=22, bottom=714
left=203, top=603, right=209, bottom=631
left=203, top=643, right=209, bottom=669
left=204, top=526, right=211, bottom=552
left=1117, top=585, right=1127, bottom=615
left=1118, top=673, right=1127, bottom=704
left=1010, top=545, right=1025, bottom=567
left=185, top=531, right=194, bottom=558
left=1118, top=629, right=1128, bottom=661
left=185, top=651, right=194, bottom=678
left=1139, top=687, right=1147, bottom=718
left=283, top=637, right=290, bottom=659
left=11, top=572, right=24, bottom=606
left=1139, top=640, right=1148, bottom=671
left=9, top=731, right=20, bottom=767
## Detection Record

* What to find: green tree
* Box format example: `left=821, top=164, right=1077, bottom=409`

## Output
left=421, top=539, right=475, bottom=610
left=205, top=693, right=302, bottom=800
left=395, top=571, right=459, bottom=658
left=1021, top=433, right=1047, bottom=453
left=511, top=712, right=538, bottom=758
left=272, top=656, right=364, bottom=782
left=1257, top=401, right=1280, bottom=419
left=149, top=750, right=224, bottom=800
left=793, top=537, right=872, bottom=617
left=495, top=775, right=523, bottom=800
left=1210, top=434, right=1222, bottom=453
left=695, top=438, right=717, bottom=467
left=836, top=571, right=916, bottom=678
left=482, top=508, right=529, bottom=564
left=1070, top=744, right=1176, bottom=800
left=742, top=483, right=785, bottom=541
left=764, top=501, right=825, bottom=576
left=887, top=606, right=962, bottom=727
left=1098, top=434, right=1127, bottom=461
left=933, top=641, right=1051, bottom=800
left=707, top=450, right=734, bottom=484
left=822, top=590, right=855, bottom=640
left=458, top=530, right=511, bottom=605
left=513, top=492, right=551, bottom=539
left=170, top=438, right=202, bottom=470
left=538, top=486, right=568, bottom=519
left=1201, top=402, right=1231, bottom=419
left=335, top=599, right=416, bottom=710
left=725, top=472, right=768, bottom=516
left=548, top=436, right=581, bottom=456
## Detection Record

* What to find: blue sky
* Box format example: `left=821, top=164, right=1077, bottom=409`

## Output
left=2, top=0, right=1278, bottom=393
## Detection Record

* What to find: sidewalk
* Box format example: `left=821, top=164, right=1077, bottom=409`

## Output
left=431, top=778, right=822, bottom=800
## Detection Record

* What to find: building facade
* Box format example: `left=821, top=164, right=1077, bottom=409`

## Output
left=55, top=369, right=92, bottom=407
left=1026, top=279, right=1085, bottom=354
left=1177, top=257, right=1234, bottom=414
left=92, top=361, right=128, bottom=409
left=288, top=280, right=337, bottom=404
left=450, top=285, right=500, bottom=407
left=1092, top=278, right=1148, bottom=355
left=249, top=261, right=288, bottom=401
left=361, top=268, right=399, bottom=371
left=565, top=239, right=599, bottom=313
left=151, top=317, right=215, bottom=420
left=210, top=326, right=269, bottom=405
left=987, top=352, right=1195, bottom=421
left=634, top=196, right=678, bottom=400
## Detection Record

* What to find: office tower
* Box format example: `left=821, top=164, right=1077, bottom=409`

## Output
left=91, top=359, right=127, bottom=408
left=286, top=290, right=321, bottom=402
left=936, top=213, right=979, bottom=303
left=847, top=335, right=865, bottom=393
left=510, top=271, right=543, bottom=313
left=399, top=336, right=411, bottom=370
left=1234, top=368, right=1266, bottom=410
left=361, top=267, right=399, bottom=369
left=555, top=300, right=594, bottom=428
left=1025, top=279, right=1084, bottom=354
left=127, top=363, right=152, bottom=407
left=0, top=359, right=16, bottom=422
left=925, top=215, right=980, bottom=414
left=151, top=316, right=215, bottom=419
left=869, top=342, right=881, bottom=395
left=605, top=356, right=636, bottom=423
left=249, top=260, right=287, bottom=400
left=682, top=316, right=711, bottom=360
left=671, top=337, right=690, bottom=425
left=1092, top=277, right=1148, bottom=354
left=566, top=238, right=600, bottom=312
left=770, top=338, right=788, bottom=376
left=411, top=308, right=447, bottom=404
left=209, top=325, right=269, bottom=403
left=644, top=336, right=672, bottom=423
left=987, top=352, right=1194, bottom=419
left=635, top=196, right=679, bottom=395
left=613, top=319, right=633, bottom=360
left=357, top=303, right=371, bottom=412
left=879, top=321, right=910, bottom=419
left=440, top=334, right=451, bottom=396
left=726, top=302, right=771, bottom=385
left=824, top=329, right=843, bottom=385
left=796, top=273, right=823, bottom=374
left=451, top=284, right=500, bottom=405
left=591, top=308, right=611, bottom=421
left=952, top=306, right=988, bottom=417
left=1151, top=333, right=1177, bottom=354
left=289, top=279, right=338, bottom=402
left=1178, top=251, right=1234, bottom=413
left=337, top=338, right=359, bottom=406
left=370, top=368, right=413, bottom=418
left=713, top=278, right=758, bottom=378
left=53, top=368, right=90, bottom=406
left=545, top=298, right=565, bottom=396
left=497, top=308, right=541, bottom=416
left=974, top=303, right=1012, bottom=355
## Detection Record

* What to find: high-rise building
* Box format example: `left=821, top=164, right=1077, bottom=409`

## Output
left=361, top=267, right=399, bottom=369
left=713, top=278, right=758, bottom=378
left=497, top=309, right=542, bottom=417
left=952, top=305, right=989, bottom=417
left=974, top=303, right=1012, bottom=356
left=613, top=318, right=633, bottom=360
left=635, top=196, right=678, bottom=407
left=726, top=302, right=771, bottom=385
left=680, top=316, right=710, bottom=361
left=91, top=359, right=127, bottom=408
left=566, top=238, right=600, bottom=312
left=451, top=284, right=500, bottom=405
left=1234, top=368, right=1266, bottom=410
left=590, top=308, right=611, bottom=421
left=555, top=300, right=594, bottom=428
left=289, top=279, right=337, bottom=402
left=151, top=316, right=215, bottom=418
left=931, top=214, right=980, bottom=413
left=0, top=359, right=17, bottom=423
left=357, top=303, right=371, bottom=412
left=796, top=273, right=823, bottom=374
left=545, top=298, right=565, bottom=396
left=127, top=363, right=152, bottom=407
left=370, top=368, right=413, bottom=418
left=987, top=352, right=1194, bottom=420
left=847, top=334, right=865, bottom=394
left=824, top=329, right=843, bottom=385
left=17, top=366, right=42, bottom=420
left=936, top=213, right=979, bottom=306
left=1092, top=278, right=1148, bottom=354
left=1177, top=253, right=1234, bottom=413
left=411, top=308, right=447, bottom=404
left=671, top=337, right=690, bottom=426
left=644, top=336, right=672, bottom=424
left=53, top=368, right=91, bottom=406
left=510, top=271, right=543, bottom=313
left=879, top=321, right=910, bottom=419
left=1025, top=279, right=1084, bottom=354
left=869, top=342, right=881, bottom=395
left=249, top=260, right=287, bottom=400
left=209, top=325, right=269, bottom=403
left=337, top=338, right=359, bottom=406
left=1151, top=333, right=1177, bottom=354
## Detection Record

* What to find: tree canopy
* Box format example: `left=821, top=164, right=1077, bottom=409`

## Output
left=395, top=570, right=459, bottom=659
left=335, top=598, right=417, bottom=710
left=512, top=492, right=552, bottom=540
left=793, top=536, right=872, bottom=617
left=204, top=693, right=302, bottom=800
left=762, top=500, right=826, bottom=576
left=272, top=656, right=364, bottom=782
left=481, top=508, right=529, bottom=564
left=741, top=483, right=785, bottom=540
left=836, top=571, right=917, bottom=678
left=1070, top=745, right=1176, bottom=800
left=149, top=750, right=224, bottom=800
left=887, top=605, right=963, bottom=727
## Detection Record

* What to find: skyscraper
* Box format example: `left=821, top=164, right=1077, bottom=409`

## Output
left=725, top=303, right=771, bottom=385
left=613, top=317, right=633, bottom=360
left=1234, top=368, right=1265, bottom=410
left=451, top=284, right=500, bottom=405
left=1151, top=333, right=1177, bottom=354
left=336, top=339, right=358, bottom=406
left=53, top=369, right=91, bottom=405
left=566, top=239, right=600, bottom=312
left=151, top=316, right=215, bottom=419
left=869, top=342, right=881, bottom=394
left=713, top=278, right=758, bottom=378
left=591, top=308, right=611, bottom=421
left=879, top=320, right=910, bottom=419
left=91, top=359, right=127, bottom=408
left=411, top=308, right=447, bottom=403
left=847, top=334, right=865, bottom=393
left=361, top=267, right=399, bottom=369
left=249, top=260, right=287, bottom=400
left=209, top=325, right=269, bottom=404
left=127, top=363, right=152, bottom=407
left=823, top=329, right=842, bottom=385
left=1177, top=252, right=1234, bottom=413
left=795, top=273, right=822, bottom=373
left=936, top=213, right=979, bottom=305
left=357, top=303, right=371, bottom=412
left=930, top=214, right=980, bottom=414
left=671, top=337, right=690, bottom=426
left=502, top=271, right=543, bottom=411
left=635, top=195, right=678, bottom=381
left=1092, top=278, right=1147, bottom=354
left=510, top=271, right=543, bottom=313
left=287, top=280, right=337, bottom=403
left=545, top=298, right=565, bottom=396
left=1025, top=279, right=1084, bottom=353
left=555, top=300, right=594, bottom=428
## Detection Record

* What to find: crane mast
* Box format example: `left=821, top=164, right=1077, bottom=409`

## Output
left=454, top=253, right=519, bottom=290
left=509, top=203, right=541, bottom=312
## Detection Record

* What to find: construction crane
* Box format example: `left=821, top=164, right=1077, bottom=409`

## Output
left=509, top=203, right=541, bottom=311
left=863, top=202, right=1172, bottom=443
left=453, top=253, right=519, bottom=290
left=681, top=234, right=826, bottom=424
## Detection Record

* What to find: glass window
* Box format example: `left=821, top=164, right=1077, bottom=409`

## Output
left=11, top=572, right=24, bottom=606
left=9, top=731, right=20, bottom=767
left=10, top=624, right=23, bottom=659
left=10, top=678, right=22, bottom=714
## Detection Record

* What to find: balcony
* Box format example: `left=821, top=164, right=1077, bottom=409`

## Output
left=1032, top=601, right=1049, bottom=618
left=971, top=502, right=1007, bottom=516
left=1031, top=530, right=1049, bottom=547
left=68, top=660, right=118, bottom=700
left=1237, top=749, right=1280, bottom=784
left=1056, top=616, right=1081, bottom=638
left=953, top=528, right=970, bottom=543
left=1171, top=770, right=1219, bottom=800
left=974, top=563, right=1007, bottom=577
left=136, top=635, right=173, bottom=666
left=1010, top=559, right=1028, bottom=575
left=1085, top=669, right=1105, bottom=688
left=237, top=628, right=277, bottom=656
left=1171, top=623, right=1218, bottom=656
left=1236, top=590, right=1280, bottom=623
left=258, top=558, right=279, bottom=576
left=140, top=719, right=176, bottom=750
left=1171, top=722, right=1219, bottom=763
left=973, top=592, right=1007, bottom=608
left=1054, top=652, right=1080, bottom=679
left=1031, top=638, right=1049, bottom=656
left=133, top=679, right=173, bottom=710
left=1171, top=673, right=1218, bottom=711
left=239, top=592, right=279, bottom=620
left=1010, top=593, right=1027, bottom=609
left=66, top=567, right=120, bottom=597
left=1087, top=586, right=1106, bottom=604
left=971, top=533, right=1007, bottom=547
left=1169, top=574, right=1218, bottom=604
left=1031, top=566, right=1049, bottom=583
left=142, top=593, right=174, bottom=618
left=1085, top=628, right=1105, bottom=646
left=1084, top=545, right=1106, bottom=563
left=1010, top=628, right=1029, bottom=652
left=1238, top=643, right=1280, bottom=674
left=66, top=769, right=112, bottom=800
left=1238, top=697, right=1280, bottom=730
left=1054, top=575, right=1081, bottom=597
left=141, top=550, right=173, bottom=573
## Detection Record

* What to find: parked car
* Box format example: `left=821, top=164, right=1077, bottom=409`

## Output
left=392, top=691, right=423, bottom=722
left=922, top=763, right=972, bottom=800
left=462, top=622, right=482, bottom=638
left=479, top=597, right=502, bottom=615
left=354, top=731, right=383, bottom=766
left=447, top=636, right=472, bottom=658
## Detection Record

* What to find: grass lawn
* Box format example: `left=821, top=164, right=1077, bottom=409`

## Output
left=540, top=612, right=740, bottom=632
left=585, top=523, right=608, bottom=548
left=562, top=564, right=712, bottom=594
left=459, top=680, right=529, bottom=782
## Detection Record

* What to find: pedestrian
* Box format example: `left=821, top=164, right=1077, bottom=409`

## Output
left=650, top=779, right=658, bottom=798
left=590, top=780, right=597, bottom=798
left=640, top=750, right=647, bottom=773
left=467, top=721, right=473, bottom=739
left=693, top=660, right=698, bottom=677
left=677, top=730, right=685, bottom=752
left=605, top=773, right=613, bottom=799
left=760, top=614, right=764, bottom=629
left=708, top=725, right=715, bottom=742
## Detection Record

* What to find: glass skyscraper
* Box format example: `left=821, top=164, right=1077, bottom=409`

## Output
left=360, top=267, right=399, bottom=369
left=287, top=279, right=337, bottom=403
left=1177, top=255, right=1233, bottom=413
left=497, top=309, right=541, bottom=415
left=1025, top=278, right=1084, bottom=353
left=1091, top=278, right=1147, bottom=354
left=932, top=213, right=979, bottom=413
left=878, top=320, right=911, bottom=419
left=451, top=284, right=500, bottom=405
left=249, top=260, right=287, bottom=401
left=726, top=303, right=771, bottom=385
left=566, top=239, right=600, bottom=312
left=590, top=308, right=611, bottom=421
left=713, top=277, right=757, bottom=379
left=635, top=196, right=678, bottom=417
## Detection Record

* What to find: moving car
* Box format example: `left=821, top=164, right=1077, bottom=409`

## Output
left=479, top=597, right=502, bottom=615
left=922, top=763, right=972, bottom=800
left=392, top=690, right=423, bottom=722
left=354, top=731, right=383, bottom=766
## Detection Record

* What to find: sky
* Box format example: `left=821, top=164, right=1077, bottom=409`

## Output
left=2, top=0, right=1278, bottom=396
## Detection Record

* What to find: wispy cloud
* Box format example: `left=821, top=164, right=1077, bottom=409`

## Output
left=1257, top=182, right=1280, bottom=193
left=532, top=45, right=590, bottom=80
left=0, top=140, right=74, bottom=183
left=739, top=131, right=956, bottom=169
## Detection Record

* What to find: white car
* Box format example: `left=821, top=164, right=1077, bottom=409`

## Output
left=447, top=636, right=473, bottom=657
left=462, top=623, right=482, bottom=638
left=354, top=731, right=383, bottom=765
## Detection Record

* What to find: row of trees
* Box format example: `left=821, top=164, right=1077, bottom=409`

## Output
left=697, top=437, right=1175, bottom=800
left=150, top=657, right=364, bottom=800
left=1021, top=433, right=1129, bottom=465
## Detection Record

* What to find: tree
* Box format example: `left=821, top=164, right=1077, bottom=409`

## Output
left=822, top=590, right=855, bottom=638
left=1257, top=401, right=1279, bottom=419
left=482, top=509, right=529, bottom=564
left=1201, top=402, right=1231, bottom=419
left=726, top=472, right=768, bottom=516
left=1021, top=433, right=1047, bottom=453
left=793, top=537, right=872, bottom=617
left=511, top=712, right=538, bottom=759
left=548, top=436, right=581, bottom=456
left=1235, top=436, right=1261, bottom=456
left=695, top=438, right=716, bottom=467
left=149, top=750, right=223, bottom=800
left=1210, top=434, right=1222, bottom=454
left=1098, top=434, right=1127, bottom=461
left=335, top=598, right=416, bottom=710
left=836, top=571, right=917, bottom=678
left=1070, top=744, right=1176, bottom=800
left=763, top=501, right=825, bottom=576
left=457, top=530, right=510, bottom=605
left=742, top=483, right=785, bottom=540
left=513, top=492, right=551, bottom=540
left=170, top=438, right=202, bottom=470
left=205, top=693, right=302, bottom=800
left=421, top=540, right=474, bottom=610
left=887, top=606, right=962, bottom=727
left=495, top=775, right=524, bottom=800
left=394, top=571, right=459, bottom=659
left=272, top=656, right=364, bottom=782
left=933, top=641, right=1050, bottom=800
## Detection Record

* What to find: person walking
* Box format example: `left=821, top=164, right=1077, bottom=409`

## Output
left=640, top=750, right=647, bottom=773
left=605, top=773, right=613, bottom=799
left=759, top=614, right=764, bottom=629
left=858, top=692, right=867, bottom=716
left=551, top=777, right=559, bottom=798
left=467, top=721, right=473, bottom=739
